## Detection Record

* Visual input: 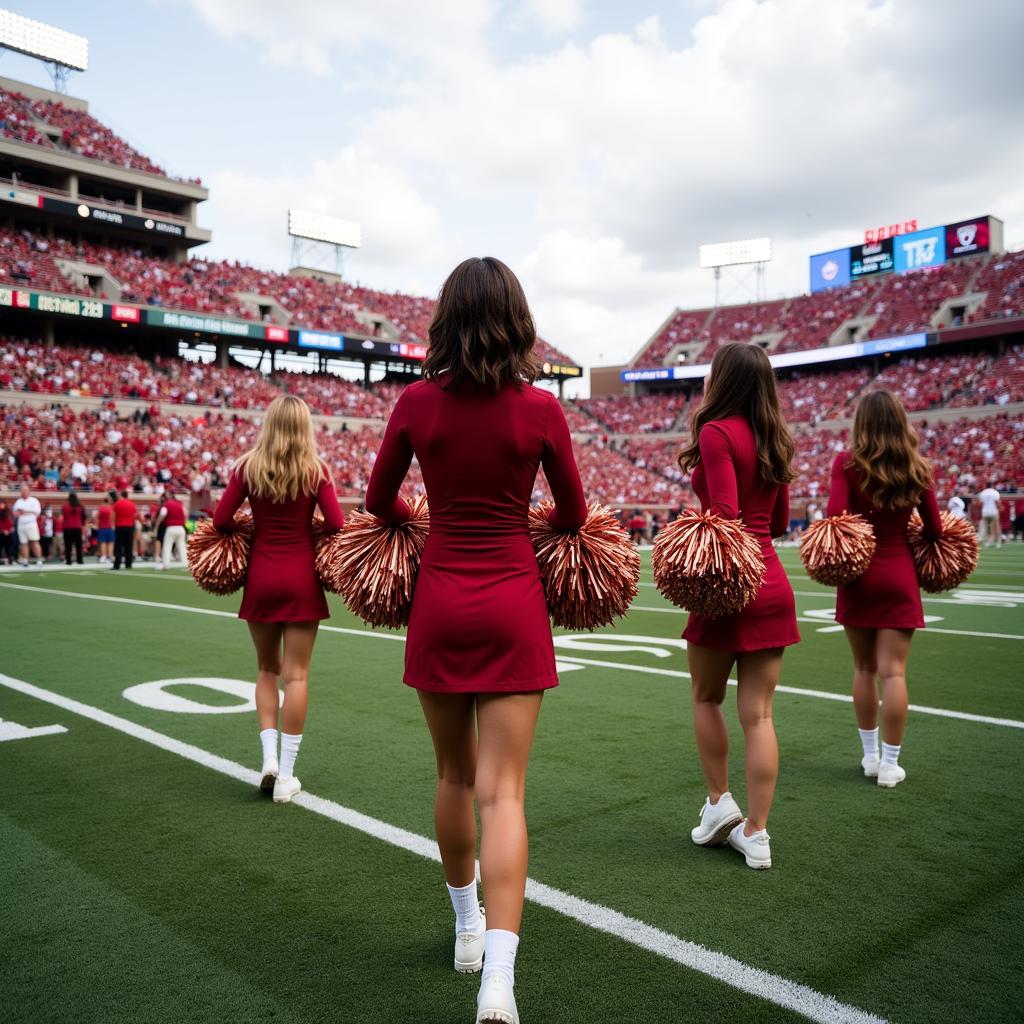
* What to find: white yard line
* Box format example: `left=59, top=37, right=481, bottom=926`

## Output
left=1, top=580, right=1021, bottom=730
left=0, top=671, right=885, bottom=1024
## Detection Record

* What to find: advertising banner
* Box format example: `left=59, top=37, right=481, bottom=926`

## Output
left=147, top=309, right=262, bottom=337
left=945, top=217, right=990, bottom=259
left=41, top=197, right=186, bottom=238
left=893, top=226, right=945, bottom=273
left=809, top=247, right=852, bottom=293
left=850, top=238, right=894, bottom=279
left=297, top=330, right=344, bottom=351
left=264, top=325, right=290, bottom=343
left=621, top=367, right=673, bottom=382
left=110, top=304, right=142, bottom=322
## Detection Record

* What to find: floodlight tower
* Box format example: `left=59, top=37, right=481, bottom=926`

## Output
left=0, top=10, right=88, bottom=93
left=699, top=237, right=773, bottom=306
left=288, top=209, right=362, bottom=277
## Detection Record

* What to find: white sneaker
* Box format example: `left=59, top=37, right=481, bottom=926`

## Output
left=877, top=763, right=906, bottom=788
left=862, top=755, right=880, bottom=778
left=273, top=775, right=301, bottom=803
left=259, top=757, right=279, bottom=793
left=455, top=908, right=486, bottom=973
left=727, top=822, right=772, bottom=869
left=476, top=974, right=519, bottom=1024
left=691, top=792, right=744, bottom=846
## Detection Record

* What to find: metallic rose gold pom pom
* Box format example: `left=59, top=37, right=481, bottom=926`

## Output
left=315, top=496, right=429, bottom=628
left=528, top=502, right=640, bottom=631
left=651, top=510, right=766, bottom=619
left=908, top=510, right=979, bottom=593
left=187, top=516, right=254, bottom=595
left=799, top=513, right=876, bottom=586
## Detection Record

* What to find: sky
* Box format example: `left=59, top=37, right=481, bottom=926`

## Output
left=4, top=0, right=1024, bottom=388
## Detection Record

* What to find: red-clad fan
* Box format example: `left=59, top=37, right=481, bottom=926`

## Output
left=156, top=490, right=189, bottom=569
left=825, top=389, right=943, bottom=789
left=213, top=395, right=344, bottom=804
left=96, top=494, right=115, bottom=564
left=678, top=343, right=800, bottom=871
left=111, top=490, right=139, bottom=570
left=61, top=492, right=85, bottom=565
left=365, top=258, right=586, bottom=1024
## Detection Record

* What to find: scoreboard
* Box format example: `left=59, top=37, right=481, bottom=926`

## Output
left=810, top=215, right=1003, bottom=293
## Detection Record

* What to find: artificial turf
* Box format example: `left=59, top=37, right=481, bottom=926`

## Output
left=1, top=546, right=1022, bottom=1023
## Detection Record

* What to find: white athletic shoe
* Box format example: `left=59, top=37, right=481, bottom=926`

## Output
left=273, top=775, right=301, bottom=803
left=877, top=763, right=906, bottom=788
left=455, top=908, right=486, bottom=973
left=691, top=792, right=744, bottom=846
left=476, top=974, right=519, bottom=1024
left=862, top=755, right=880, bottom=778
left=259, top=757, right=279, bottom=793
left=727, top=822, right=772, bottom=869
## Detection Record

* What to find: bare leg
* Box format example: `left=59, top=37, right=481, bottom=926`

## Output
left=876, top=628, right=914, bottom=747
left=687, top=643, right=735, bottom=802
left=475, top=692, right=544, bottom=934
left=844, top=626, right=880, bottom=730
left=279, top=621, right=319, bottom=734
left=735, top=648, right=783, bottom=834
left=247, top=621, right=284, bottom=731
left=418, top=691, right=479, bottom=888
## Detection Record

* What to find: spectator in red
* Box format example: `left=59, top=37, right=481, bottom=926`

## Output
left=157, top=489, right=188, bottom=569
left=62, top=492, right=85, bottom=565
left=112, top=490, right=139, bottom=570
left=96, top=493, right=115, bottom=563
left=0, top=499, right=14, bottom=564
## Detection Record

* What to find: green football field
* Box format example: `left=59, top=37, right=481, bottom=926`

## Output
left=1, top=546, right=1022, bottom=1024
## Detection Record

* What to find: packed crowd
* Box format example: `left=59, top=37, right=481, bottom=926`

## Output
left=0, top=230, right=74, bottom=293
left=0, top=87, right=194, bottom=180
left=574, top=392, right=691, bottom=433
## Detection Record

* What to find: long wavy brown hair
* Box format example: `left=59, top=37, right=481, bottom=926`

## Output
left=848, top=389, right=933, bottom=509
left=678, top=343, right=795, bottom=484
left=423, top=257, right=538, bottom=390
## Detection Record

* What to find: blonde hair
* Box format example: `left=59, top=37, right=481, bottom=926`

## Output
left=234, top=395, right=327, bottom=503
left=848, top=390, right=933, bottom=510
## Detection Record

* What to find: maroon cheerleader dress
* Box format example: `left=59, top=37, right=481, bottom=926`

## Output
left=213, top=470, right=344, bottom=622
left=825, top=452, right=942, bottom=630
left=682, top=416, right=800, bottom=652
left=364, top=378, right=588, bottom=693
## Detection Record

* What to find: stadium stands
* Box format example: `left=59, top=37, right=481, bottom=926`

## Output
left=967, top=250, right=1024, bottom=323
left=865, top=259, right=979, bottom=338
left=575, top=392, right=690, bottom=433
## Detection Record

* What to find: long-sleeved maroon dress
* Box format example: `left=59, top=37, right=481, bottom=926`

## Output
left=213, top=468, right=344, bottom=622
left=682, top=416, right=800, bottom=652
left=365, top=377, right=587, bottom=693
left=825, top=452, right=942, bottom=630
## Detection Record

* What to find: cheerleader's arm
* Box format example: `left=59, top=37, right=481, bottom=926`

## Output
left=698, top=423, right=739, bottom=519
left=918, top=488, right=943, bottom=542
left=212, top=471, right=246, bottom=532
left=825, top=454, right=851, bottom=517
left=541, top=394, right=587, bottom=531
left=771, top=485, right=790, bottom=538
left=365, top=391, right=413, bottom=524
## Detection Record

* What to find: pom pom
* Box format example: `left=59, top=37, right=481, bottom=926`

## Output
left=908, top=510, right=979, bottom=593
left=799, top=513, right=876, bottom=586
left=528, top=502, right=640, bottom=630
left=315, top=496, right=429, bottom=628
left=187, top=516, right=253, bottom=595
left=652, top=510, right=766, bottom=618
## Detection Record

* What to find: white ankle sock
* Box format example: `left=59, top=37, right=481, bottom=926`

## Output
left=859, top=728, right=879, bottom=759
left=279, top=732, right=302, bottom=778
left=481, top=929, right=519, bottom=989
left=446, top=880, right=483, bottom=935
left=881, top=741, right=901, bottom=767
left=259, top=728, right=278, bottom=764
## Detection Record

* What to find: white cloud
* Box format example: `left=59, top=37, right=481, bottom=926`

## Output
left=184, top=0, right=1024, bottom=379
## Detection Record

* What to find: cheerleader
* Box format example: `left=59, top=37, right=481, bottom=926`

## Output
left=679, top=343, right=800, bottom=869
left=213, top=395, right=343, bottom=803
left=825, top=389, right=942, bottom=788
left=364, top=257, right=586, bottom=1024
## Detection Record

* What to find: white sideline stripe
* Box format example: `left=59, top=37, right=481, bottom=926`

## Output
left=0, top=672, right=885, bottom=1024
left=551, top=656, right=1024, bottom=730
left=627, top=605, right=1024, bottom=642
left=2, top=581, right=1021, bottom=729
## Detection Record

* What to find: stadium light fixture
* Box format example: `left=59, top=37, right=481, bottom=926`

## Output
left=699, top=237, right=772, bottom=269
left=0, top=9, right=88, bottom=70
left=288, top=209, right=362, bottom=249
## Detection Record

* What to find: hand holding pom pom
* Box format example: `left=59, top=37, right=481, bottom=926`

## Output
left=187, top=515, right=254, bottom=595
left=652, top=510, right=765, bottom=618
left=799, top=513, right=876, bottom=586
left=908, top=510, right=978, bottom=593
left=528, top=502, right=640, bottom=630
left=315, top=496, right=429, bottom=628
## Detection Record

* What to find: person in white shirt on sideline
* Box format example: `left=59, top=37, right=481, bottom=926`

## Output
left=12, top=483, right=43, bottom=567
left=946, top=493, right=966, bottom=520
left=155, top=491, right=189, bottom=569
left=978, top=483, right=1001, bottom=547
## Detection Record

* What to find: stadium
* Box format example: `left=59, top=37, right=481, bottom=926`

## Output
left=2, top=6, right=1022, bottom=1024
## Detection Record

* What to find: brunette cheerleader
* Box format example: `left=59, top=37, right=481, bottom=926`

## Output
left=679, top=343, right=800, bottom=869
left=825, top=389, right=942, bottom=788
left=365, top=257, right=586, bottom=1024
left=213, top=395, right=344, bottom=802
